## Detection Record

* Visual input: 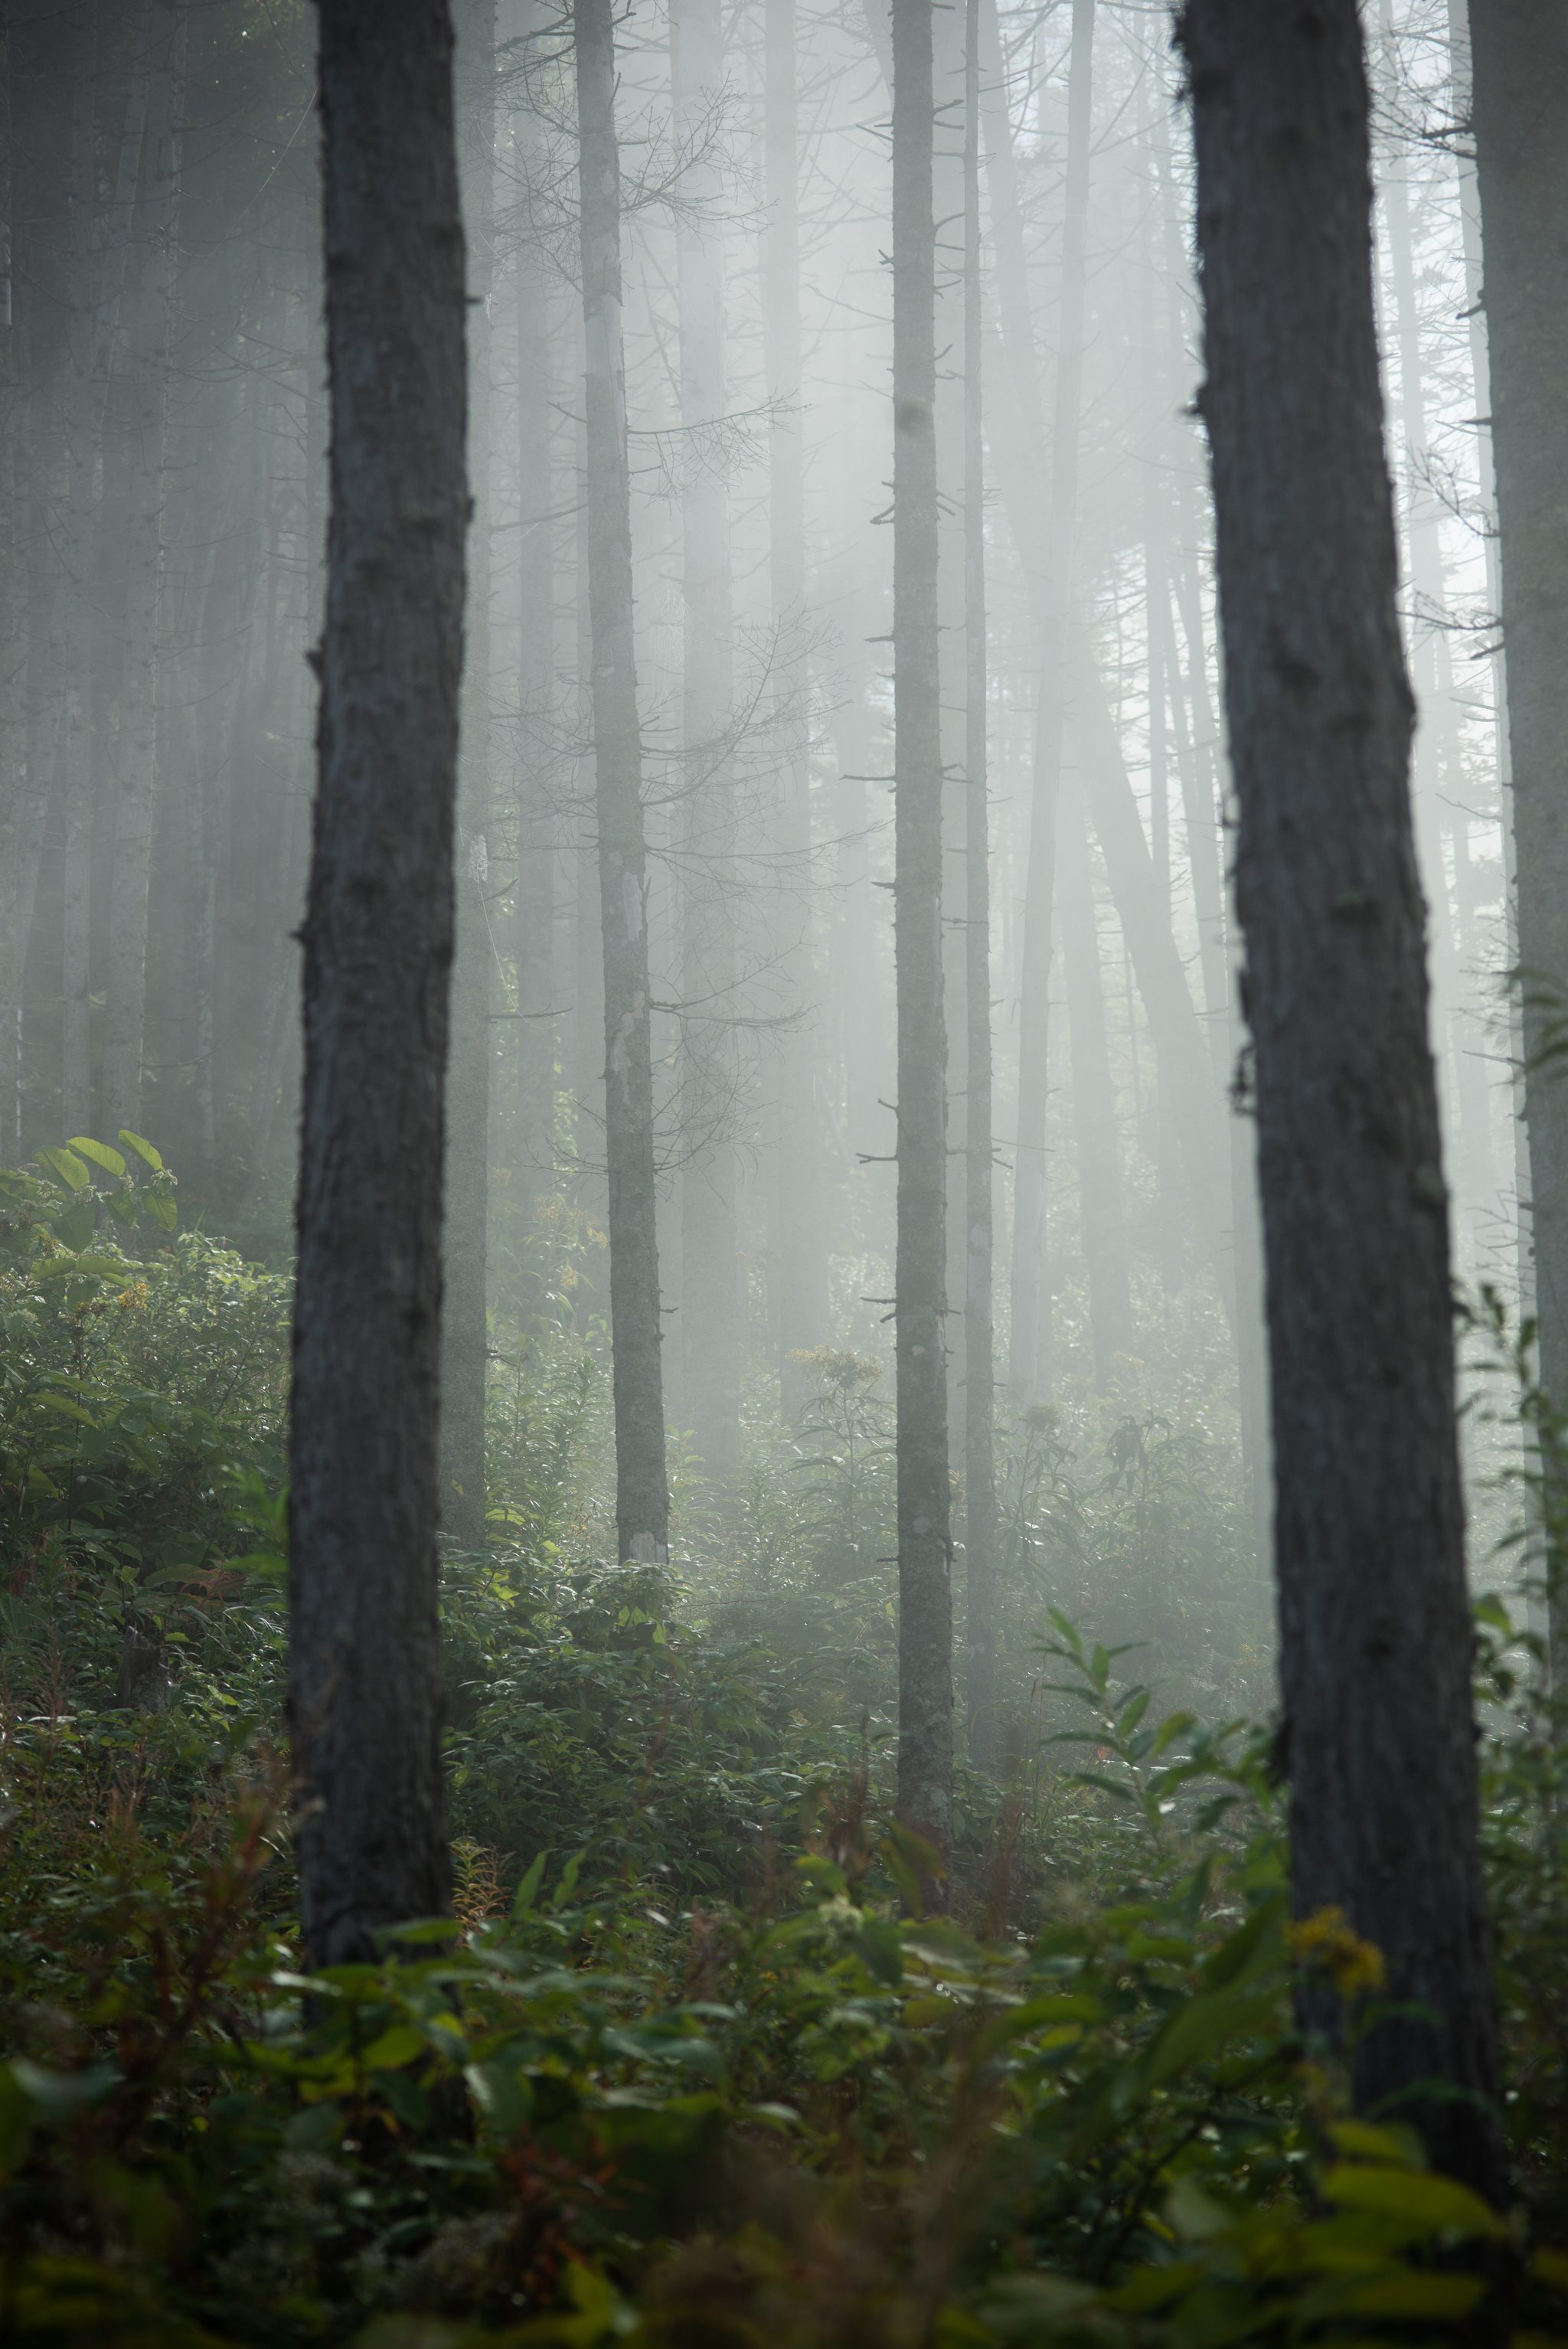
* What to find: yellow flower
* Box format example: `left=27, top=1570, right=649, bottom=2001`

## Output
left=1285, top=1905, right=1386, bottom=2000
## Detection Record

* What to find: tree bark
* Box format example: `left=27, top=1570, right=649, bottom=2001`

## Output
left=289, top=0, right=466, bottom=1966
left=439, top=0, right=496, bottom=1551
left=577, top=0, right=669, bottom=1563
left=1180, top=0, right=1504, bottom=2197
left=892, top=0, right=952, bottom=1880
left=1468, top=0, right=1568, bottom=1672
left=962, top=0, right=997, bottom=1776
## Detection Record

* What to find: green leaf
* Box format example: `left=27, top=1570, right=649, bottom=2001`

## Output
left=358, top=2024, right=427, bottom=2073
left=851, top=1919, right=904, bottom=1987
left=1118, top=1687, right=1151, bottom=1736
left=117, top=1131, right=164, bottom=1173
left=67, top=1136, right=126, bottom=1179
left=1200, top=1893, right=1285, bottom=1992
left=1322, top=2162, right=1506, bottom=2240
left=511, top=1850, right=547, bottom=1918
left=105, top=1186, right=139, bottom=1228
left=1142, top=1984, right=1281, bottom=2090
left=142, top=1191, right=178, bottom=1233
left=49, top=1201, right=96, bottom=1252
left=36, top=1394, right=100, bottom=1428
left=35, top=1146, right=92, bottom=1194
left=1337, top=2272, right=1487, bottom=2319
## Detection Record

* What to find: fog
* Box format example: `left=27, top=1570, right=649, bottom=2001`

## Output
left=1, top=0, right=1521, bottom=1680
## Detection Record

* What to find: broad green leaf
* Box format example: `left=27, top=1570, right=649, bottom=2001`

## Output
left=1200, top=1893, right=1285, bottom=1992
left=66, top=1136, right=126, bottom=1178
left=1142, top=1985, right=1281, bottom=2090
left=36, top=1394, right=99, bottom=1428
left=117, top=1131, right=164, bottom=1173
left=358, top=2024, right=427, bottom=2073
left=511, top=1849, right=547, bottom=1918
left=105, top=1186, right=139, bottom=1228
left=48, top=1201, right=96, bottom=1251
left=1334, top=2272, right=1487, bottom=2319
left=142, top=1191, right=178, bottom=1233
left=35, top=1146, right=91, bottom=1194
left=1322, top=2162, right=1506, bottom=2240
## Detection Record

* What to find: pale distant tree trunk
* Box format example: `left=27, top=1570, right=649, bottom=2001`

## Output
left=104, top=0, right=185, bottom=1142
left=58, top=1, right=96, bottom=1142
left=1470, top=0, right=1568, bottom=1672
left=290, top=0, right=466, bottom=1967
left=962, top=0, right=997, bottom=1776
left=1057, top=777, right=1132, bottom=1389
left=1008, top=0, right=1093, bottom=1409
left=577, top=0, right=669, bottom=1563
left=440, top=0, right=496, bottom=1549
left=765, top=0, right=825, bottom=1416
left=673, top=0, right=739, bottom=1485
left=1181, top=0, right=1503, bottom=2197
left=513, top=38, right=556, bottom=1191
left=892, top=0, right=952, bottom=1883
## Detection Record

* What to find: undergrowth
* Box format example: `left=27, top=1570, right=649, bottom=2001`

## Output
left=2, top=1165, right=1567, bottom=2342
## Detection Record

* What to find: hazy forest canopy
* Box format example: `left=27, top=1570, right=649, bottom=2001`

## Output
left=4, top=0, right=1568, bottom=2340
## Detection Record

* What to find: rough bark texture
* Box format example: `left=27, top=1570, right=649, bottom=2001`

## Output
left=1469, top=0, right=1568, bottom=1665
left=577, top=0, right=669, bottom=1564
left=440, top=0, right=496, bottom=1552
left=1181, top=0, right=1503, bottom=2197
left=289, top=0, right=466, bottom=1966
left=962, top=0, right=997, bottom=1776
left=891, top=0, right=952, bottom=1877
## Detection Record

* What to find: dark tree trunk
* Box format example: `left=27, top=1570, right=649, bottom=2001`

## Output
left=577, top=0, right=669, bottom=1564
left=962, top=0, right=997, bottom=1776
left=1180, top=0, right=1504, bottom=2198
left=1468, top=0, right=1568, bottom=1671
left=289, top=0, right=466, bottom=1966
left=440, top=0, right=496, bottom=1551
left=891, top=0, right=952, bottom=1880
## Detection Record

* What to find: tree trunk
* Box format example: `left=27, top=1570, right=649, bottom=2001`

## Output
left=104, top=0, right=185, bottom=1142
left=513, top=44, right=556, bottom=1194
left=1057, top=775, right=1132, bottom=1389
left=577, top=0, right=669, bottom=1564
left=962, top=0, right=997, bottom=1776
left=58, top=1, right=96, bottom=1142
left=440, top=0, right=496, bottom=1550
left=1007, top=0, right=1093, bottom=1410
left=1468, top=0, right=1568, bottom=1672
left=765, top=0, right=826, bottom=1418
left=672, top=0, right=740, bottom=1487
left=289, top=0, right=466, bottom=1966
left=891, top=0, right=952, bottom=1881
left=1180, top=0, right=1504, bottom=2197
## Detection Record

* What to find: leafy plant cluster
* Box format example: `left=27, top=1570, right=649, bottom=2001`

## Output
left=4, top=1178, right=1568, bottom=2343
